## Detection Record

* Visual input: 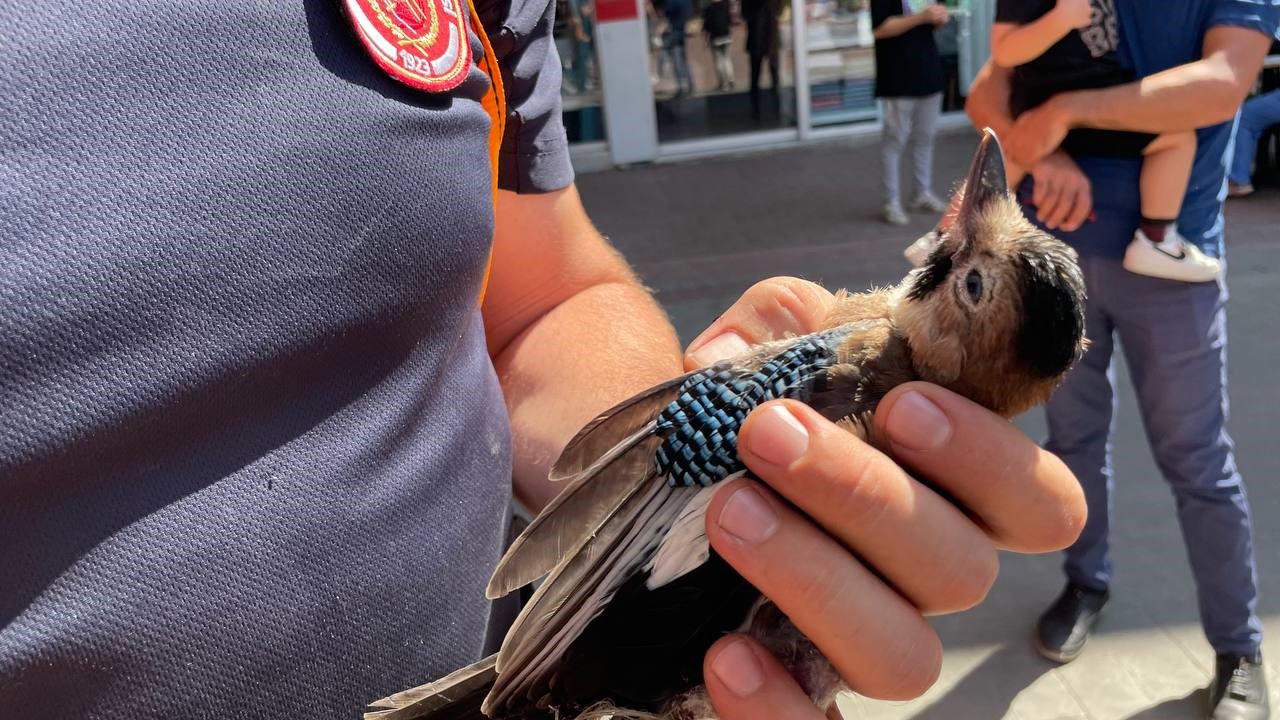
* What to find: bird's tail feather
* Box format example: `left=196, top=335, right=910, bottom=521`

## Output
left=364, top=655, right=497, bottom=720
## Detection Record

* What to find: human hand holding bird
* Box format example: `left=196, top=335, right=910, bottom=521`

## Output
left=367, top=130, right=1090, bottom=720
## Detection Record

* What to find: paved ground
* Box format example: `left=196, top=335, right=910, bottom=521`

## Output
left=575, top=132, right=1280, bottom=719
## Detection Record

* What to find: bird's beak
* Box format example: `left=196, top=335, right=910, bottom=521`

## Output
left=951, top=128, right=1008, bottom=260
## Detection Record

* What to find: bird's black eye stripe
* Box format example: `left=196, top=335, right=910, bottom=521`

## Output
left=964, top=269, right=983, bottom=302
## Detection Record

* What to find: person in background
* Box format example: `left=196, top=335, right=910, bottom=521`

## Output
left=968, top=1, right=1277, bottom=717
left=1228, top=89, right=1280, bottom=196
left=742, top=0, right=781, bottom=117
left=703, top=0, right=735, bottom=91
left=567, top=0, right=596, bottom=94
left=989, top=0, right=1214, bottom=282
left=872, top=0, right=950, bottom=226
left=665, top=0, right=695, bottom=96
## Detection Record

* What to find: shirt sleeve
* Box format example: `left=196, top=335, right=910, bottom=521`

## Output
left=476, top=0, right=576, bottom=193
left=1207, top=0, right=1280, bottom=41
left=994, top=0, right=1050, bottom=25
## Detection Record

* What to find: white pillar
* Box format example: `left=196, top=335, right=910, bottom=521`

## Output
left=595, top=0, right=659, bottom=164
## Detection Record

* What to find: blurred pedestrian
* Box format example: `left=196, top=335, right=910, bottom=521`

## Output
left=665, top=0, right=694, bottom=95
left=1228, top=89, right=1280, bottom=197
left=567, top=0, right=596, bottom=94
left=968, top=2, right=1277, bottom=717
left=742, top=0, right=780, bottom=117
left=872, top=0, right=950, bottom=226
left=703, top=0, right=736, bottom=91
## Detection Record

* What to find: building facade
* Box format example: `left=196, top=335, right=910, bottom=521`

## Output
left=557, top=0, right=996, bottom=167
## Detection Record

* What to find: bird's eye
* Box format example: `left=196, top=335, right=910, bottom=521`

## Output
left=964, top=269, right=983, bottom=302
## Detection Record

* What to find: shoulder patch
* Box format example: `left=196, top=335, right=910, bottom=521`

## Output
left=344, top=0, right=472, bottom=92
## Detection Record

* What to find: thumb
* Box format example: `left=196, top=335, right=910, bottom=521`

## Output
left=685, top=278, right=836, bottom=370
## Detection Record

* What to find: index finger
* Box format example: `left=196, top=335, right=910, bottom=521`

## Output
left=872, top=382, right=1087, bottom=553
left=685, top=277, right=836, bottom=370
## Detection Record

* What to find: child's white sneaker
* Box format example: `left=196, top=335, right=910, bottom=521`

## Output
left=1123, top=227, right=1221, bottom=282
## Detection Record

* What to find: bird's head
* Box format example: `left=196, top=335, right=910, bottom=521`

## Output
left=893, top=129, right=1088, bottom=417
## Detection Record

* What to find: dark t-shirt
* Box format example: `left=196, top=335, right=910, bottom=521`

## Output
left=0, top=1, right=572, bottom=718
left=704, top=1, right=733, bottom=40
left=872, top=0, right=946, bottom=98
left=996, top=0, right=1134, bottom=115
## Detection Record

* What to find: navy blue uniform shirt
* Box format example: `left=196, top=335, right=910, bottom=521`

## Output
left=1024, top=0, right=1280, bottom=258
left=1, top=1, right=572, bottom=717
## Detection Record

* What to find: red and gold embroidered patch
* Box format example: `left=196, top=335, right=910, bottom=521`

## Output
left=344, top=0, right=472, bottom=92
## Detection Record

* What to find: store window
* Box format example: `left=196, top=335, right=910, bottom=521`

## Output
left=555, top=0, right=607, bottom=143
left=646, top=0, right=796, bottom=142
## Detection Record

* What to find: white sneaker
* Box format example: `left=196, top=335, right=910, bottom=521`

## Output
left=910, top=193, right=948, bottom=214
left=884, top=202, right=909, bottom=226
left=1228, top=180, right=1255, bottom=198
left=1123, top=228, right=1222, bottom=282
left=904, top=230, right=940, bottom=267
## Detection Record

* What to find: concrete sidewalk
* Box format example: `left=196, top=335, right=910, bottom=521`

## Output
left=576, top=132, right=1280, bottom=719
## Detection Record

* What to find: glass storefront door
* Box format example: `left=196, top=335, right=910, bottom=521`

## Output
left=646, top=0, right=797, bottom=142
left=555, top=0, right=608, bottom=143
left=579, top=0, right=990, bottom=163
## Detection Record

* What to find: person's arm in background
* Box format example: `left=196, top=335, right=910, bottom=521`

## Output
left=1006, top=26, right=1274, bottom=168
left=990, top=0, right=1091, bottom=68
left=872, top=1, right=948, bottom=39
left=965, top=60, right=1095, bottom=231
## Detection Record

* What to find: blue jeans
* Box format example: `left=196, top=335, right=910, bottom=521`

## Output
left=1044, top=254, right=1262, bottom=656
left=1229, top=90, right=1280, bottom=185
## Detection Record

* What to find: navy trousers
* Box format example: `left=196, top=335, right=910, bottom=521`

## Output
left=1044, top=253, right=1263, bottom=656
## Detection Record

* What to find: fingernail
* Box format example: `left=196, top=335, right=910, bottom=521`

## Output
left=710, top=638, right=766, bottom=697
left=717, top=485, right=779, bottom=544
left=885, top=390, right=952, bottom=452
left=689, top=331, right=749, bottom=367
left=745, top=405, right=809, bottom=467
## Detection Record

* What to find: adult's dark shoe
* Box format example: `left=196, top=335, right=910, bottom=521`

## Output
left=1033, top=581, right=1109, bottom=663
left=1209, top=653, right=1270, bottom=720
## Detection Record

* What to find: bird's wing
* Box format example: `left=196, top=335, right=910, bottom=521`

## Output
left=485, top=479, right=689, bottom=714
left=486, top=371, right=702, bottom=601
left=364, top=654, right=496, bottom=720
left=643, top=481, right=727, bottom=590
left=482, top=320, right=889, bottom=716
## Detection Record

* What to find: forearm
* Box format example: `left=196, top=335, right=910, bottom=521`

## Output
left=874, top=14, right=923, bottom=39
left=991, top=18, right=1072, bottom=68
left=483, top=185, right=682, bottom=512
left=965, top=60, right=1016, bottom=138
left=493, top=281, right=680, bottom=511
left=1052, top=26, right=1270, bottom=133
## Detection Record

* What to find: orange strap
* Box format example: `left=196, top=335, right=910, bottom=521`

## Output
left=468, top=0, right=506, bottom=307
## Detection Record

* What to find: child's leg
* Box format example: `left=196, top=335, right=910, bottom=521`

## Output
left=1139, top=130, right=1196, bottom=231
left=1123, top=130, right=1219, bottom=281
